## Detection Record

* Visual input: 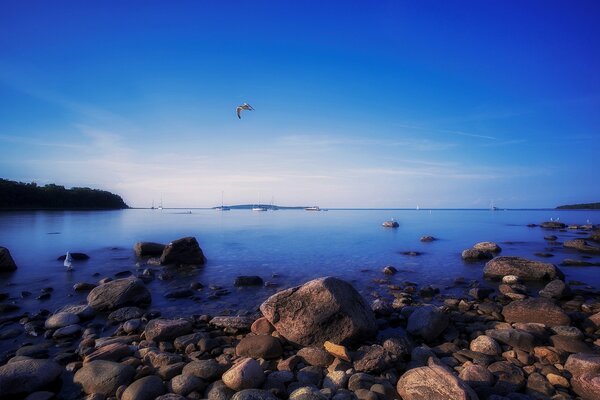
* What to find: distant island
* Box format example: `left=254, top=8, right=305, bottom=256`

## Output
left=556, top=202, right=600, bottom=210
left=0, top=178, right=128, bottom=210
left=212, top=204, right=308, bottom=210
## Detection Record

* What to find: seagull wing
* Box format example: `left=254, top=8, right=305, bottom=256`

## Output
left=236, top=106, right=242, bottom=119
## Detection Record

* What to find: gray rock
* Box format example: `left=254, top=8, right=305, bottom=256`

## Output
left=0, top=359, right=62, bottom=397
left=73, top=360, right=135, bottom=395
left=160, top=237, right=205, bottom=265
left=565, top=353, right=600, bottom=377
left=108, top=306, right=144, bottom=322
left=144, top=318, right=193, bottom=342
left=234, top=276, right=264, bottom=286
left=539, top=279, right=571, bottom=299
left=182, top=359, right=229, bottom=381
left=210, top=316, right=255, bottom=331
left=87, top=277, right=151, bottom=311
left=297, top=347, right=334, bottom=367
left=396, top=358, right=477, bottom=400
left=483, top=256, right=564, bottom=281
left=473, top=242, right=502, bottom=253
left=44, top=311, right=79, bottom=329
left=260, top=277, right=377, bottom=346
left=231, top=389, right=279, bottom=400
left=406, top=305, right=449, bottom=341
left=459, top=364, right=495, bottom=388
left=0, top=247, right=17, bottom=271
left=289, top=386, right=328, bottom=400
left=462, top=248, right=493, bottom=260
left=170, top=374, right=205, bottom=396
left=469, top=335, right=501, bottom=356
left=122, top=375, right=165, bottom=400
left=502, top=298, right=570, bottom=327
left=571, top=372, right=600, bottom=400
left=353, top=345, right=391, bottom=374
left=485, top=328, right=536, bottom=352
left=52, top=324, right=82, bottom=338
left=206, top=380, right=235, bottom=400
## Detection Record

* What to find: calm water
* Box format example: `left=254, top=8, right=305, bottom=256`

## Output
left=1, top=209, right=599, bottom=319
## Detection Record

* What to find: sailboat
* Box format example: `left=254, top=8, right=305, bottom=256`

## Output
left=270, top=196, right=278, bottom=211
left=151, top=200, right=156, bottom=210
left=490, top=200, right=499, bottom=211
left=216, top=191, right=230, bottom=211
left=252, top=193, right=267, bottom=211
left=158, top=195, right=163, bottom=210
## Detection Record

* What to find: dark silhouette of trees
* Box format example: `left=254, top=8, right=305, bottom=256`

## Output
left=0, top=179, right=128, bottom=209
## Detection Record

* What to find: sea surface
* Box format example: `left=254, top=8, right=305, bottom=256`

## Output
left=1, top=208, right=599, bottom=320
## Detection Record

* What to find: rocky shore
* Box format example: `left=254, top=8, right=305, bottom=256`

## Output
left=0, top=224, right=600, bottom=400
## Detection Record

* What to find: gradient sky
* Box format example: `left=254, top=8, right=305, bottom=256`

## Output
left=1, top=1, right=599, bottom=208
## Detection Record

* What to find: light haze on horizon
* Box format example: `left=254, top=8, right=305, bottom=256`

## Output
left=1, top=1, right=599, bottom=208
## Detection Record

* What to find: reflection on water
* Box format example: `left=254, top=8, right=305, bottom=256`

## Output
left=0, top=208, right=599, bottom=319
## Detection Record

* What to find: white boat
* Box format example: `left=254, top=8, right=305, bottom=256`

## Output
left=252, top=206, right=268, bottom=211
left=217, top=191, right=230, bottom=211
left=305, top=206, right=321, bottom=211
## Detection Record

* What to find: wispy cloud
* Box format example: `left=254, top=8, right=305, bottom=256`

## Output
left=0, top=133, right=84, bottom=149
left=394, top=123, right=497, bottom=140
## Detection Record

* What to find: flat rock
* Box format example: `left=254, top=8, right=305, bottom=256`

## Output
left=134, top=242, right=166, bottom=257
left=396, top=358, right=477, bottom=400
left=571, top=372, right=600, bottom=400
left=473, top=242, right=502, bottom=253
left=565, top=353, right=600, bottom=377
left=73, top=360, right=135, bottom=396
left=182, top=359, right=229, bottom=381
left=231, top=389, right=279, bottom=400
left=485, top=328, right=536, bottom=352
left=462, top=248, right=493, bottom=260
left=260, top=277, right=377, bottom=346
left=0, top=359, right=62, bottom=397
left=223, top=358, right=265, bottom=391
left=108, top=306, right=144, bottom=322
left=160, top=237, right=205, bottom=265
left=144, top=318, right=193, bottom=342
left=87, top=277, right=151, bottom=311
left=502, top=298, right=570, bottom=327
left=45, top=311, right=80, bottom=329
left=297, top=347, right=334, bottom=367
left=484, top=256, right=564, bottom=281
left=210, top=316, right=255, bottom=331
left=84, top=342, right=134, bottom=363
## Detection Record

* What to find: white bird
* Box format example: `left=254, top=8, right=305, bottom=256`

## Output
left=64, top=251, right=73, bottom=271
left=236, top=102, right=254, bottom=119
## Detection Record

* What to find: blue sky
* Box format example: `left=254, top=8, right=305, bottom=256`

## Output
left=1, top=1, right=599, bottom=208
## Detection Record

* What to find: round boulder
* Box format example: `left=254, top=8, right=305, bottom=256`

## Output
left=73, top=360, right=135, bottom=396
left=222, top=358, right=265, bottom=391
left=122, top=375, right=165, bottom=400
left=159, top=237, right=205, bottom=266
left=87, top=277, right=151, bottom=311
left=235, top=335, right=283, bottom=359
left=259, top=277, right=377, bottom=346
left=502, top=298, right=570, bottom=327
left=397, top=359, right=477, bottom=400
left=484, top=256, right=564, bottom=281
left=406, top=305, right=449, bottom=341
left=0, top=359, right=62, bottom=397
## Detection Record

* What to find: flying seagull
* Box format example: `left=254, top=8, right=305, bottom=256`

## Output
left=64, top=251, right=73, bottom=271
left=236, top=102, right=254, bottom=119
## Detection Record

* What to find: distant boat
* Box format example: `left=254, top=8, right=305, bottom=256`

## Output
left=416, top=205, right=420, bottom=211
left=490, top=201, right=499, bottom=211
left=252, top=205, right=268, bottom=211
left=305, top=206, right=321, bottom=211
left=158, top=196, right=163, bottom=210
left=217, top=191, right=230, bottom=211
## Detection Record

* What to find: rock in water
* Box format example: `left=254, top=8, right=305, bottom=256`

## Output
left=134, top=242, right=166, bottom=257
left=160, top=237, right=205, bottom=266
left=483, top=256, right=564, bottom=281
left=396, top=358, right=478, bottom=400
left=87, top=277, right=151, bottom=311
left=259, top=277, right=377, bottom=346
left=0, top=246, right=17, bottom=271
left=0, top=359, right=62, bottom=397
left=74, top=360, right=135, bottom=396
left=502, top=298, right=570, bottom=327
left=406, top=305, right=449, bottom=341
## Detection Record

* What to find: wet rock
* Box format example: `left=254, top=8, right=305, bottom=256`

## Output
left=108, top=306, right=144, bottom=322
left=52, top=323, right=81, bottom=338
left=122, top=375, right=165, bottom=400
left=297, top=347, right=334, bottom=367
left=470, top=335, right=501, bottom=356
left=382, top=220, right=399, bottom=228
left=236, top=335, right=283, bottom=359
left=396, top=358, right=477, bottom=400
left=541, top=221, right=566, bottom=229
left=134, top=242, right=166, bottom=257
left=44, top=311, right=80, bottom=329
left=230, top=389, right=278, bottom=400
left=564, top=239, right=600, bottom=254
left=469, top=287, right=494, bottom=300
left=260, top=277, right=377, bottom=346
left=382, top=266, right=397, bottom=275
left=484, top=256, right=564, bottom=281
left=222, top=358, right=265, bottom=390
left=73, top=282, right=97, bottom=291
left=73, top=360, right=135, bottom=396
left=234, top=276, right=264, bottom=287
left=406, top=305, right=449, bottom=341
left=160, top=237, right=205, bottom=266
left=502, top=298, right=570, bottom=327
left=87, top=277, right=151, bottom=311
left=57, top=252, right=89, bottom=261
left=473, top=242, right=502, bottom=253
left=0, top=359, right=62, bottom=397
left=420, top=236, right=436, bottom=242
left=0, top=247, right=17, bottom=271
left=539, top=279, right=571, bottom=299
left=461, top=249, right=493, bottom=260
left=144, top=318, right=192, bottom=342
left=165, top=288, right=194, bottom=299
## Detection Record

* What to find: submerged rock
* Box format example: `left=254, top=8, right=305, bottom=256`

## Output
left=134, top=241, right=166, bottom=257
left=260, top=277, right=377, bottom=346
left=0, top=247, right=17, bottom=272
left=160, top=237, right=205, bottom=266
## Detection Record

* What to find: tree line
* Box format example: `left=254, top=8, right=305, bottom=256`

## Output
left=0, top=179, right=128, bottom=210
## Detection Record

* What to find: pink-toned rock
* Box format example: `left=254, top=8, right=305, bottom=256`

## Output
left=502, top=298, right=570, bottom=327
left=571, top=372, right=600, bottom=400
left=251, top=317, right=275, bottom=335
left=222, top=358, right=265, bottom=391
left=484, top=257, right=563, bottom=281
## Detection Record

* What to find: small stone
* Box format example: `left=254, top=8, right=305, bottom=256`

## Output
left=324, top=341, right=352, bottom=362
left=470, top=335, right=501, bottom=356
left=222, top=358, right=265, bottom=391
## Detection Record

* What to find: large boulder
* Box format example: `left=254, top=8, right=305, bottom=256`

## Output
left=564, top=239, right=600, bottom=254
left=122, top=375, right=165, bottom=400
left=396, top=358, right=478, bottom=400
left=160, top=237, right=205, bottom=266
left=134, top=242, right=166, bottom=257
left=74, top=360, right=135, bottom=396
left=502, top=298, right=570, bottom=327
left=0, top=247, right=17, bottom=272
left=571, top=373, right=600, bottom=400
left=483, top=257, right=564, bottom=281
left=222, top=358, right=265, bottom=391
left=259, top=277, right=377, bottom=346
left=406, top=305, right=449, bottom=341
left=87, top=277, right=151, bottom=311
left=144, top=319, right=193, bottom=342
left=0, top=359, right=62, bottom=397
